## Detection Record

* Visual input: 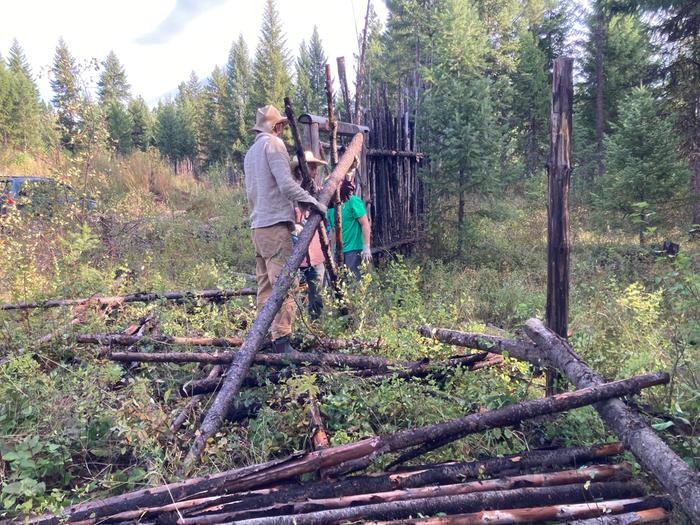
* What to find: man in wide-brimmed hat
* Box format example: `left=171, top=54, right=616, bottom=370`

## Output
left=244, top=105, right=327, bottom=353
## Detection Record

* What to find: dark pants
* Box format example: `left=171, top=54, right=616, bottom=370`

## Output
left=344, top=250, right=362, bottom=280
left=301, top=265, right=324, bottom=319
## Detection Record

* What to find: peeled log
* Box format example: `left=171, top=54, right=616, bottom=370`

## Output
left=232, top=481, right=647, bottom=525
left=524, top=317, right=700, bottom=523
left=184, top=132, right=365, bottom=469
left=78, top=334, right=243, bottom=348
left=366, top=497, right=669, bottom=525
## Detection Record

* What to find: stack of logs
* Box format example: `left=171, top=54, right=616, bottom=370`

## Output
left=20, top=317, right=684, bottom=524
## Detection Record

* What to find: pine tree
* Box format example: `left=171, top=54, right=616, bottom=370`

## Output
left=423, top=0, right=499, bottom=256
left=202, top=65, right=227, bottom=166
left=154, top=100, right=179, bottom=162
left=8, top=39, right=34, bottom=82
left=50, top=38, right=82, bottom=151
left=598, top=86, right=689, bottom=243
left=98, top=51, right=131, bottom=106
left=251, top=0, right=292, bottom=111
left=105, top=101, right=133, bottom=154
left=0, top=57, right=10, bottom=145
left=128, top=96, right=153, bottom=151
left=295, top=26, right=327, bottom=115
left=2, top=40, right=43, bottom=150
left=175, top=72, right=203, bottom=165
left=223, top=35, right=253, bottom=160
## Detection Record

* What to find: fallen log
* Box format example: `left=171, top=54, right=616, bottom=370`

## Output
left=22, top=441, right=623, bottom=525
left=566, top=506, right=670, bottom=524
left=171, top=365, right=223, bottom=433
left=78, top=333, right=244, bottom=348
left=107, top=350, right=485, bottom=374
left=231, top=481, right=647, bottom=525
left=182, top=464, right=631, bottom=522
left=184, top=132, right=366, bottom=469
left=366, top=497, right=669, bottom=525
left=524, top=317, right=700, bottom=523
left=1, top=288, right=256, bottom=311
left=417, top=326, right=545, bottom=366
left=332, top=371, right=667, bottom=476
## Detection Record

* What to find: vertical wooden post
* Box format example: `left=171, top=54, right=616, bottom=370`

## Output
left=337, top=56, right=353, bottom=124
left=354, top=0, right=371, bottom=125
left=326, top=64, right=344, bottom=267
left=545, top=57, right=573, bottom=396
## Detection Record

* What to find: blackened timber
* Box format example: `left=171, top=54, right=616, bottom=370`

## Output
left=182, top=465, right=631, bottom=522
left=183, top=133, right=365, bottom=470
left=232, top=482, right=647, bottom=525
left=545, top=57, right=574, bottom=395
left=367, top=497, right=670, bottom=524
left=336, top=57, right=352, bottom=123
left=23, top=441, right=624, bottom=525
left=524, top=317, right=700, bottom=523
left=366, top=149, right=424, bottom=159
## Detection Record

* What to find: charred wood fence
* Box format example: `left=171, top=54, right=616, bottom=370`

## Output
left=298, top=87, right=424, bottom=255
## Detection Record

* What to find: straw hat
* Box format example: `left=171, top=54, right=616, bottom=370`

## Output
left=250, top=105, right=288, bottom=133
left=291, top=150, right=328, bottom=171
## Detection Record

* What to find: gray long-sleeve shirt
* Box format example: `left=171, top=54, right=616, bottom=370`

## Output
left=243, top=132, right=321, bottom=229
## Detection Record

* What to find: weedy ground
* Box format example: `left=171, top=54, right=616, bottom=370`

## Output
left=0, top=149, right=698, bottom=519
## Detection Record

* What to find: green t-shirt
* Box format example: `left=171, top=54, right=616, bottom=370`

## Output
left=328, top=195, right=367, bottom=252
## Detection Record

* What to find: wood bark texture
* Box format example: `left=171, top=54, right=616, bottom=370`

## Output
left=525, top=317, right=700, bottom=523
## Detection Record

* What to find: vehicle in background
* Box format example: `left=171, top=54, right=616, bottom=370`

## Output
left=1, top=176, right=96, bottom=215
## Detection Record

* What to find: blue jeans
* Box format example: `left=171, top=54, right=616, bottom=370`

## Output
left=344, top=250, right=362, bottom=280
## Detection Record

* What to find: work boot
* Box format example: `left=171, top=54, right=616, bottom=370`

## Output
left=272, top=335, right=296, bottom=354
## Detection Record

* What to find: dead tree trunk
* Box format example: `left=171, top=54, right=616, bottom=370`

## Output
left=524, top=317, right=700, bottom=523
left=183, top=133, right=365, bottom=470
left=76, top=334, right=243, bottom=348
left=545, top=56, right=573, bottom=395
left=417, top=326, right=544, bottom=366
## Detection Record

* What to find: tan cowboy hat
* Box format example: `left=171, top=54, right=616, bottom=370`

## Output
left=249, top=105, right=288, bottom=133
left=290, top=150, right=328, bottom=171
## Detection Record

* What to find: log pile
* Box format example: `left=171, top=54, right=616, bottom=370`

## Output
left=22, top=442, right=672, bottom=524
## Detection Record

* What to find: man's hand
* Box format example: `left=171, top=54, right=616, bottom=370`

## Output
left=361, top=244, right=372, bottom=263
left=312, top=201, right=328, bottom=216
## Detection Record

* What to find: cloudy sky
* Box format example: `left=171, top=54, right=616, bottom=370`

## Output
left=1, top=0, right=387, bottom=107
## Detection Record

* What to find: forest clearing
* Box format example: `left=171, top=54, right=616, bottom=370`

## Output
left=1, top=0, right=699, bottom=523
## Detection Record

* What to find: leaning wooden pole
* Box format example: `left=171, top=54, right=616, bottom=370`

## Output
left=325, top=63, right=344, bottom=267
left=354, top=0, right=372, bottom=125
left=524, top=318, right=700, bottom=523
left=183, top=133, right=365, bottom=470
left=337, top=56, right=353, bottom=123
left=283, top=96, right=342, bottom=297
left=545, top=56, right=573, bottom=396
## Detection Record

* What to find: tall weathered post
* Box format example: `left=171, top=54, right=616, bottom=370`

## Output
left=545, top=57, right=573, bottom=396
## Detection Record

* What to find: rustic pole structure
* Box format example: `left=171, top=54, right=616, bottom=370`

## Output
left=183, top=133, right=365, bottom=470
left=337, top=56, right=353, bottom=123
left=325, top=63, right=344, bottom=266
left=354, top=0, right=372, bottom=125
left=283, top=96, right=342, bottom=296
left=524, top=318, right=700, bottom=523
left=545, top=57, right=573, bottom=395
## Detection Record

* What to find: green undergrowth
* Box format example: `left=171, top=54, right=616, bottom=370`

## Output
left=1, top=152, right=698, bottom=518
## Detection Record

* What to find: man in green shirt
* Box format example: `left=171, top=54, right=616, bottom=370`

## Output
left=328, top=181, right=372, bottom=279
